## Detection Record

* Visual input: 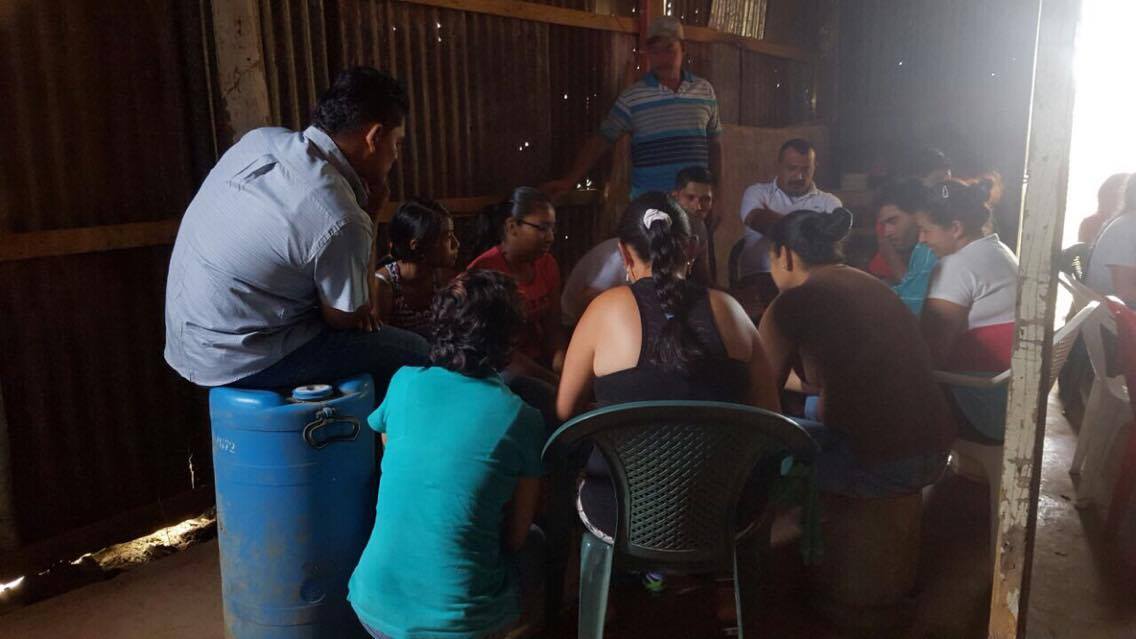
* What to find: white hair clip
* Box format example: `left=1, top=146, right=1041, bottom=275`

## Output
left=642, top=208, right=672, bottom=229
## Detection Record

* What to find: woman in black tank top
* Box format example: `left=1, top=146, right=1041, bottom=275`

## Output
left=556, top=193, right=779, bottom=541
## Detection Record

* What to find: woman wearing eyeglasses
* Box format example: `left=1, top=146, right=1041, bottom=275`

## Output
left=468, top=187, right=567, bottom=390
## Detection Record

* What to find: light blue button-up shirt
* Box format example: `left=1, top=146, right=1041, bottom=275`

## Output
left=164, top=126, right=374, bottom=386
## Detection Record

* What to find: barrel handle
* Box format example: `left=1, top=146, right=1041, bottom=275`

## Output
left=303, top=407, right=361, bottom=449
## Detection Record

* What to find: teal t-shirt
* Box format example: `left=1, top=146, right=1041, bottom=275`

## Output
left=893, top=243, right=938, bottom=315
left=348, top=366, right=545, bottom=639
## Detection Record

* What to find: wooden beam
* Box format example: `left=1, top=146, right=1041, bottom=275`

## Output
left=397, top=0, right=813, bottom=61
left=0, top=220, right=182, bottom=262
left=989, top=0, right=1081, bottom=637
left=683, top=25, right=814, bottom=62
left=211, top=0, right=272, bottom=145
left=396, top=0, right=638, bottom=34
left=0, top=191, right=605, bottom=262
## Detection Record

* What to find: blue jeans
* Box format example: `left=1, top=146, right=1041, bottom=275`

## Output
left=359, top=526, right=546, bottom=639
left=233, top=326, right=429, bottom=403
left=795, top=418, right=948, bottom=498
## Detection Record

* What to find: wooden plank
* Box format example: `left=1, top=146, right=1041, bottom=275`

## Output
left=397, top=0, right=638, bottom=34
left=989, top=0, right=1081, bottom=637
left=0, top=192, right=605, bottom=261
left=0, top=487, right=214, bottom=583
left=211, top=0, right=272, bottom=145
left=0, top=220, right=181, bottom=262
left=398, top=0, right=812, bottom=61
left=684, top=25, right=813, bottom=62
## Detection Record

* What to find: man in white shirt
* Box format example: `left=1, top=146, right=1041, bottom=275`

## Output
left=733, top=138, right=843, bottom=303
left=561, top=168, right=717, bottom=325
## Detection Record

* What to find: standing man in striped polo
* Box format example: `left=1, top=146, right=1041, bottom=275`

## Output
left=542, top=16, right=723, bottom=200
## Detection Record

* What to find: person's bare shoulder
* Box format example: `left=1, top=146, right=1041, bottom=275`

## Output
left=585, top=284, right=635, bottom=318
left=708, top=288, right=756, bottom=332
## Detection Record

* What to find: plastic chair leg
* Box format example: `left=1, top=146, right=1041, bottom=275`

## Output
left=578, top=531, right=614, bottom=639
left=732, top=527, right=768, bottom=639
left=1071, top=381, right=1107, bottom=474
left=1076, top=389, right=1131, bottom=509
left=544, top=457, right=579, bottom=623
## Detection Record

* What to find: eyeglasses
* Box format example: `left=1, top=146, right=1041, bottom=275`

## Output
left=518, top=220, right=556, bottom=235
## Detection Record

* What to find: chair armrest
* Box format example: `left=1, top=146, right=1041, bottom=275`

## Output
left=932, top=369, right=1011, bottom=388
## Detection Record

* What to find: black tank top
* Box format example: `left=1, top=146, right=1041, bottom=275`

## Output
left=592, top=278, right=748, bottom=404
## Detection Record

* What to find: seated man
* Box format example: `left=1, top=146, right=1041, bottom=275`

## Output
left=738, top=138, right=843, bottom=304
left=871, top=179, right=938, bottom=315
left=164, top=67, right=429, bottom=396
left=560, top=167, right=717, bottom=325
left=1087, top=178, right=1136, bottom=307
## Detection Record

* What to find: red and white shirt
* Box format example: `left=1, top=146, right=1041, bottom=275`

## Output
left=926, top=234, right=1018, bottom=372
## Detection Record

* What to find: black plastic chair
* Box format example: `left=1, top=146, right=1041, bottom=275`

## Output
left=542, top=401, right=818, bottom=639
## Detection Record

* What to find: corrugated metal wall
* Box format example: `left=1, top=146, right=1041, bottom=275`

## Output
left=0, top=0, right=215, bottom=546
left=0, top=0, right=824, bottom=565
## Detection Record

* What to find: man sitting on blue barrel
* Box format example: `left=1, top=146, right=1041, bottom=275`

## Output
left=164, top=67, right=428, bottom=396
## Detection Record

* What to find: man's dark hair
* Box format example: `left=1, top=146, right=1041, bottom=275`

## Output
left=429, top=270, right=524, bottom=377
left=674, top=166, right=715, bottom=189
left=778, top=138, right=815, bottom=160
left=311, top=67, right=409, bottom=136
left=876, top=178, right=931, bottom=215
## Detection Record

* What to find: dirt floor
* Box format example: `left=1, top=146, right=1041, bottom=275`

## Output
left=2, top=393, right=1133, bottom=639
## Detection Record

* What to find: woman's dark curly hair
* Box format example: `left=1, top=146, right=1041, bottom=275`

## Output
left=429, top=269, right=524, bottom=377
left=617, top=191, right=704, bottom=374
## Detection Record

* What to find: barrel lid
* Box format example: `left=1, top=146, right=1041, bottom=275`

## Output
left=291, top=384, right=333, bottom=401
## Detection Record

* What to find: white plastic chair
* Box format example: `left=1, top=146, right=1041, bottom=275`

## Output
left=936, top=301, right=1099, bottom=550
left=1070, top=300, right=1134, bottom=516
left=1058, top=271, right=1105, bottom=317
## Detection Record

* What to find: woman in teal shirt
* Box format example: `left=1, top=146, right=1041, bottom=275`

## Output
left=349, top=270, right=546, bottom=639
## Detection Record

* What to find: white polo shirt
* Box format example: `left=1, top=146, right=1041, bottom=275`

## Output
left=735, top=179, right=843, bottom=274
left=560, top=238, right=625, bottom=325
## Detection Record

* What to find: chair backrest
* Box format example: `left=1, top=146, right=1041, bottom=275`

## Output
left=543, top=401, right=817, bottom=572
left=1060, top=271, right=1105, bottom=316
left=1058, top=242, right=1092, bottom=281
left=1049, top=300, right=1100, bottom=392
left=1083, top=300, right=1128, bottom=399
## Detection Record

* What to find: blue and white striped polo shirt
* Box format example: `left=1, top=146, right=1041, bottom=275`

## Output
left=598, top=69, right=722, bottom=198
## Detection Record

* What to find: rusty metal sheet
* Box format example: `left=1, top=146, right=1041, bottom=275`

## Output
left=0, top=247, right=210, bottom=544
left=0, top=0, right=215, bottom=234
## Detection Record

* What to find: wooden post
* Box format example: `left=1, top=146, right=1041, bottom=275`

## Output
left=211, top=0, right=272, bottom=147
left=989, top=0, right=1081, bottom=637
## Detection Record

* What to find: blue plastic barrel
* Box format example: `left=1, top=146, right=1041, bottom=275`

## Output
left=209, top=374, right=376, bottom=638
